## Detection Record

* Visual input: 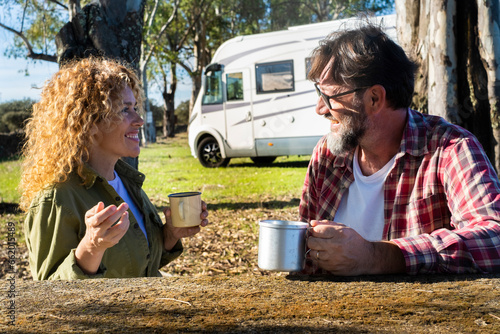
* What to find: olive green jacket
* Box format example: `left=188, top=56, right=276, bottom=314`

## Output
left=24, top=160, right=183, bottom=280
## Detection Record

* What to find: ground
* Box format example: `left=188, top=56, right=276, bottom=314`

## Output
left=1, top=274, right=499, bottom=333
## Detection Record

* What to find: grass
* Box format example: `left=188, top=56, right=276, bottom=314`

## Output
left=0, top=131, right=310, bottom=207
left=0, top=157, right=21, bottom=203
left=139, top=131, right=310, bottom=208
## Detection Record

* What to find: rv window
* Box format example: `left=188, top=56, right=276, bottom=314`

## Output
left=255, top=60, right=294, bottom=94
left=202, top=69, right=223, bottom=105
left=226, top=72, right=244, bottom=101
left=305, top=58, right=312, bottom=77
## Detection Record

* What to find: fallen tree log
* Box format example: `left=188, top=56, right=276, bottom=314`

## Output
left=1, top=274, right=499, bottom=333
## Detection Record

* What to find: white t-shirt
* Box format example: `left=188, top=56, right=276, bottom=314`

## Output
left=108, top=171, right=148, bottom=243
left=334, top=147, right=396, bottom=241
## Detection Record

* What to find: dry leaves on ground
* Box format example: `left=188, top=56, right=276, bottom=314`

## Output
left=1, top=198, right=301, bottom=280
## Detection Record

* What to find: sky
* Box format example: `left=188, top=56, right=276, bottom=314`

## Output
left=0, top=34, right=191, bottom=107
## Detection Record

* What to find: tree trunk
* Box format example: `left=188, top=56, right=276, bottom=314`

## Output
left=476, top=1, right=500, bottom=171
left=190, top=5, right=211, bottom=117
left=163, top=62, right=177, bottom=138
left=395, top=0, right=429, bottom=114
left=396, top=0, right=499, bottom=170
left=55, top=0, right=146, bottom=170
left=455, top=0, right=495, bottom=164
left=55, top=0, right=145, bottom=68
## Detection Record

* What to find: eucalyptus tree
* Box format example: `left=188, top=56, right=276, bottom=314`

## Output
left=146, top=0, right=267, bottom=137
left=396, top=0, right=500, bottom=171
left=0, top=0, right=147, bottom=168
left=0, top=0, right=146, bottom=68
left=140, top=0, right=179, bottom=141
left=266, top=0, right=395, bottom=30
left=0, top=0, right=64, bottom=62
left=145, top=0, right=211, bottom=138
left=186, top=0, right=267, bottom=113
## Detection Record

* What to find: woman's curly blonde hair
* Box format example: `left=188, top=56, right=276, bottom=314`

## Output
left=20, top=56, right=144, bottom=211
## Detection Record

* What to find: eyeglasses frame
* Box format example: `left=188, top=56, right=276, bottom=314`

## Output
left=314, top=83, right=368, bottom=110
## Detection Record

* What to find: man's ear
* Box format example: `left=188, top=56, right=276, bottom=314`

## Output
left=364, top=84, right=386, bottom=114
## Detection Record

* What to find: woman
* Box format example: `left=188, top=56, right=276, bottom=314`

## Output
left=20, top=57, right=208, bottom=280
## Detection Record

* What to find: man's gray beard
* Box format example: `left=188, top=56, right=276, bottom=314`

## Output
left=326, top=111, right=367, bottom=156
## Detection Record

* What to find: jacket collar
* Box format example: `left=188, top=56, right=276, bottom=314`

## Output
left=81, top=159, right=146, bottom=189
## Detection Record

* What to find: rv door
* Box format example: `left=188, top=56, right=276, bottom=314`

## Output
left=224, top=69, right=255, bottom=154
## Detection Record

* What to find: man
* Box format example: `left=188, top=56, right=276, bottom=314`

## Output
left=299, top=23, right=500, bottom=275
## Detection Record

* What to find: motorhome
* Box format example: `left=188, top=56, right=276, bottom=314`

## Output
left=188, top=14, right=396, bottom=167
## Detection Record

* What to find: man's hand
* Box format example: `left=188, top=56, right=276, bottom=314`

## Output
left=307, top=220, right=406, bottom=275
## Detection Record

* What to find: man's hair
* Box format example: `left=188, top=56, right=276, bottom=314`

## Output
left=307, top=22, right=418, bottom=109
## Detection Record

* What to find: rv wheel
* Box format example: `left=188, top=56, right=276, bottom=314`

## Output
left=250, top=156, right=277, bottom=166
left=197, top=137, right=230, bottom=168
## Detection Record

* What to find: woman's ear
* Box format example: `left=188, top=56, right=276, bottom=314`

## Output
left=89, top=124, right=100, bottom=142
left=90, top=124, right=98, bottom=136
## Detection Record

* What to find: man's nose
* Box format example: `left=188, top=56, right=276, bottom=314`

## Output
left=315, top=97, right=330, bottom=116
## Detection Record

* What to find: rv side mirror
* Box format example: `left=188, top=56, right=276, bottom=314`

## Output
left=205, top=63, right=222, bottom=74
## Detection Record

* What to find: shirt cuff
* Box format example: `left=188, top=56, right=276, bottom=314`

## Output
left=391, top=236, right=439, bottom=275
left=50, top=249, right=107, bottom=280
left=160, top=239, right=183, bottom=267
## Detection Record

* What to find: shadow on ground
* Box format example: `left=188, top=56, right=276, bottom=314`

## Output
left=208, top=198, right=301, bottom=211
left=0, top=202, right=19, bottom=214
left=228, top=160, right=310, bottom=168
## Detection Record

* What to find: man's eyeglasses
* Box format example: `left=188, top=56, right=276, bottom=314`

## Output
left=314, top=83, right=367, bottom=110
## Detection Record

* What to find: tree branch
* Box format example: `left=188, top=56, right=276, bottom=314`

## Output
left=46, top=0, right=68, bottom=10
left=143, top=0, right=180, bottom=68
left=0, top=22, right=57, bottom=63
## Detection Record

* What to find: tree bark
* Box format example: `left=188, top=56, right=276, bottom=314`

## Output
left=476, top=1, right=500, bottom=171
left=189, top=3, right=212, bottom=117
left=55, top=0, right=145, bottom=69
left=396, top=0, right=499, bottom=170
left=55, top=0, right=146, bottom=170
left=162, top=62, right=177, bottom=138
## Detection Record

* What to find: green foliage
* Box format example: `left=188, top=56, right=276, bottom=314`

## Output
left=2, top=0, right=67, bottom=59
left=267, top=0, right=395, bottom=30
left=175, top=100, right=189, bottom=124
left=2, top=111, right=31, bottom=132
left=149, top=101, right=164, bottom=127
left=0, top=99, right=35, bottom=133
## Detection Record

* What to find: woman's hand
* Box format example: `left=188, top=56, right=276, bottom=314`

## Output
left=75, top=202, right=130, bottom=274
left=162, top=201, right=209, bottom=251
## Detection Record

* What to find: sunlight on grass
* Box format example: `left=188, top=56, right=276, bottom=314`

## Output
left=140, top=137, right=310, bottom=207
left=0, top=132, right=311, bottom=207
left=0, top=158, right=21, bottom=203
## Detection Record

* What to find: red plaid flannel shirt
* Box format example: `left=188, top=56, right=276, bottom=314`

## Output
left=299, top=109, right=500, bottom=274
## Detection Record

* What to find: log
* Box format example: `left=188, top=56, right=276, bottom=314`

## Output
left=2, top=274, right=499, bottom=333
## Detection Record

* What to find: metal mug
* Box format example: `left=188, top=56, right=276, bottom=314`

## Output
left=258, top=220, right=309, bottom=272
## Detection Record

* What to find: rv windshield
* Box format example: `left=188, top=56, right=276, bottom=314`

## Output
left=202, top=69, right=223, bottom=105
